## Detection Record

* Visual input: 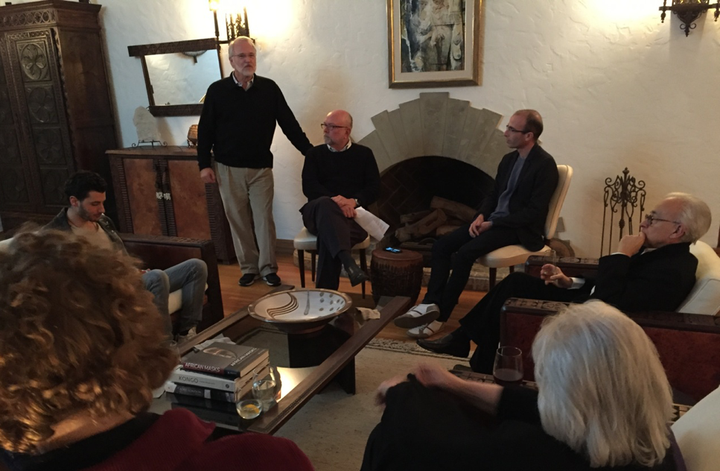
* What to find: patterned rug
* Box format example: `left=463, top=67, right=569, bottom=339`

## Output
left=367, top=336, right=475, bottom=363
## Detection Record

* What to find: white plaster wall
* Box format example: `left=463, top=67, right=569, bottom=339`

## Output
left=18, top=0, right=719, bottom=256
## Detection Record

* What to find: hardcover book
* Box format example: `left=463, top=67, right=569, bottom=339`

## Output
left=182, top=342, right=269, bottom=378
left=165, top=364, right=269, bottom=402
left=169, top=357, right=269, bottom=392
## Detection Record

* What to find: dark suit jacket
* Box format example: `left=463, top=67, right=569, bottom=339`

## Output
left=478, top=144, right=558, bottom=252
left=581, top=242, right=698, bottom=312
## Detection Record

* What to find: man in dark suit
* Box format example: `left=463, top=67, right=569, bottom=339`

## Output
left=395, top=109, right=559, bottom=339
left=417, top=192, right=712, bottom=373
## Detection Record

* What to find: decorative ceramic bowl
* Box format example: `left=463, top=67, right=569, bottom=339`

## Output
left=248, top=289, right=352, bottom=333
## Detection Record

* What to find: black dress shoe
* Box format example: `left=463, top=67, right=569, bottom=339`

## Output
left=417, top=334, right=470, bottom=358
left=345, top=263, right=369, bottom=287
left=238, top=273, right=258, bottom=286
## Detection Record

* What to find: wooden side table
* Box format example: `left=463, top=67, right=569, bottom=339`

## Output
left=370, top=249, right=424, bottom=305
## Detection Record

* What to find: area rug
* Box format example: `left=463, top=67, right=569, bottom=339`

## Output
left=273, top=341, right=465, bottom=471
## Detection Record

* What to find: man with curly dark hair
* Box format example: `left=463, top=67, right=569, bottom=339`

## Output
left=0, top=229, right=314, bottom=470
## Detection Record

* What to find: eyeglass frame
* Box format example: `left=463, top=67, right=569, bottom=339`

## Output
left=230, top=52, right=256, bottom=60
left=320, top=123, right=349, bottom=131
left=644, top=212, right=680, bottom=226
left=505, top=125, right=530, bottom=134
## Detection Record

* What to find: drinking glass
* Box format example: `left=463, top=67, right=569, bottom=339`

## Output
left=541, top=249, right=560, bottom=279
left=547, top=248, right=560, bottom=265
left=252, top=366, right=280, bottom=412
left=493, top=346, right=524, bottom=387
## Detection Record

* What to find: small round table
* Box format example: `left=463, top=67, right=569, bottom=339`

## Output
left=370, top=249, right=424, bottom=305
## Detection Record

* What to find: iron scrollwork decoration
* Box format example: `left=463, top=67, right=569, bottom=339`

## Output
left=601, top=168, right=646, bottom=256
left=659, top=0, right=720, bottom=36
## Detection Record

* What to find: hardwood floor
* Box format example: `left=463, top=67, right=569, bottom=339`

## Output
left=217, top=253, right=487, bottom=342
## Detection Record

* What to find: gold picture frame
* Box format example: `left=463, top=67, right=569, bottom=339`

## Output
left=387, top=0, right=483, bottom=89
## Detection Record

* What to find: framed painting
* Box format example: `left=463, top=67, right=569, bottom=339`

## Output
left=387, top=0, right=483, bottom=88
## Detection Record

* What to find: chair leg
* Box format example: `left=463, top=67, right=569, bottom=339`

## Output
left=298, top=249, right=306, bottom=288
left=358, top=248, right=367, bottom=299
left=311, top=251, right=317, bottom=282
left=489, top=267, right=497, bottom=290
left=509, top=265, right=515, bottom=273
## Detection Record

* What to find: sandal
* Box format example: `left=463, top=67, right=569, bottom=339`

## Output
left=393, top=303, right=440, bottom=328
left=407, top=321, right=445, bottom=339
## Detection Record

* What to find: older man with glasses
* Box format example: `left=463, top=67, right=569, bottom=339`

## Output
left=299, top=109, right=380, bottom=289
left=395, top=109, right=559, bottom=339
left=197, top=36, right=312, bottom=288
left=418, top=192, right=712, bottom=374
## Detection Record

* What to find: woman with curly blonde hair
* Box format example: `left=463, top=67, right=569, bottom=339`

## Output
left=0, top=228, right=313, bottom=471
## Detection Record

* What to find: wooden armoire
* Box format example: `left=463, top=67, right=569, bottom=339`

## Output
left=0, top=0, right=118, bottom=228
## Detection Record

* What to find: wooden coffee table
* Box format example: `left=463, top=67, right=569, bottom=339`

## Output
left=151, top=294, right=411, bottom=435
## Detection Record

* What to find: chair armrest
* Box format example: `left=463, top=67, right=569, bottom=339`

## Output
left=501, top=298, right=720, bottom=402
left=525, top=255, right=599, bottom=278
left=120, top=233, right=224, bottom=331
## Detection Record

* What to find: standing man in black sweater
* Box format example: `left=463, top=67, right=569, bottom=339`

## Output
left=301, top=110, right=380, bottom=290
left=197, top=36, right=312, bottom=287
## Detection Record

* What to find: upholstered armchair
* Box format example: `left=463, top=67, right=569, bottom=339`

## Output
left=119, top=233, right=224, bottom=332
left=500, top=240, right=720, bottom=402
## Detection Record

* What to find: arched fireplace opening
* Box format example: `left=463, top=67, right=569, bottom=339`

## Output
left=376, top=156, right=494, bottom=265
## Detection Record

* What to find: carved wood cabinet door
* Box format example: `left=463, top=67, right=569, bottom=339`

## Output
left=5, top=30, right=74, bottom=211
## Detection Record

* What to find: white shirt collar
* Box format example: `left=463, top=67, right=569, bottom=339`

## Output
left=231, top=72, right=254, bottom=90
left=327, top=140, right=352, bottom=153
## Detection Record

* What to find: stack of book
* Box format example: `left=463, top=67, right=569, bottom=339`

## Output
left=165, top=342, right=270, bottom=409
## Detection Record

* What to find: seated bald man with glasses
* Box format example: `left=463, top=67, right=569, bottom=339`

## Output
left=300, top=109, right=380, bottom=289
left=395, top=109, right=558, bottom=339
left=418, top=192, right=712, bottom=374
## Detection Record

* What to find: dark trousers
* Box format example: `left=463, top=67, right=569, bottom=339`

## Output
left=301, top=197, right=368, bottom=290
left=361, top=377, right=491, bottom=471
left=422, top=224, right=522, bottom=322
left=461, top=271, right=590, bottom=373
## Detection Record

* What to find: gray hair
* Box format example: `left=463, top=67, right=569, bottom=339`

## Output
left=665, top=192, right=711, bottom=243
left=532, top=302, right=673, bottom=468
left=228, top=36, right=255, bottom=56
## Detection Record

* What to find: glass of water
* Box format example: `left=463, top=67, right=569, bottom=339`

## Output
left=252, top=368, right=278, bottom=412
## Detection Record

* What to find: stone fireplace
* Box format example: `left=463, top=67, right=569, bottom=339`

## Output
left=357, top=92, right=507, bottom=180
left=357, top=93, right=507, bottom=266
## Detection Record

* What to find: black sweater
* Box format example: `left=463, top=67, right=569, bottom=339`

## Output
left=301, top=143, right=380, bottom=208
left=197, top=74, right=312, bottom=170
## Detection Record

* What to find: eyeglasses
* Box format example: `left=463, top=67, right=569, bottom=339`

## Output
left=231, top=53, right=256, bottom=60
left=320, top=123, right=348, bottom=131
left=644, top=213, right=680, bottom=225
left=505, top=125, right=530, bottom=134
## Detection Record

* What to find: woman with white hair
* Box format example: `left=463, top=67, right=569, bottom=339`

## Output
left=361, top=301, right=680, bottom=470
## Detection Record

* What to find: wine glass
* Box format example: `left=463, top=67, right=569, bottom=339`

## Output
left=493, top=346, right=524, bottom=387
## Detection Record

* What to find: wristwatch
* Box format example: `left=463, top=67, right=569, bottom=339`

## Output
left=354, top=198, right=359, bottom=208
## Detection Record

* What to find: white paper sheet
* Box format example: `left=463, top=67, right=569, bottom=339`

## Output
left=354, top=207, right=390, bottom=241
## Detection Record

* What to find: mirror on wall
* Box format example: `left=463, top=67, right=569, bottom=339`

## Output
left=128, top=38, right=223, bottom=117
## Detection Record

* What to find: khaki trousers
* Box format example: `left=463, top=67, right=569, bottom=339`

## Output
left=215, top=163, right=277, bottom=276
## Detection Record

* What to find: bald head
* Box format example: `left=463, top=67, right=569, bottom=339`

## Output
left=322, top=110, right=353, bottom=151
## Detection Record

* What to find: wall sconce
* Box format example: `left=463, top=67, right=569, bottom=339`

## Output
left=208, top=0, right=250, bottom=44
left=659, top=0, right=720, bottom=36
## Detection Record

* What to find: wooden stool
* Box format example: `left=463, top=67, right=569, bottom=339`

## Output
left=370, top=249, right=424, bottom=305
